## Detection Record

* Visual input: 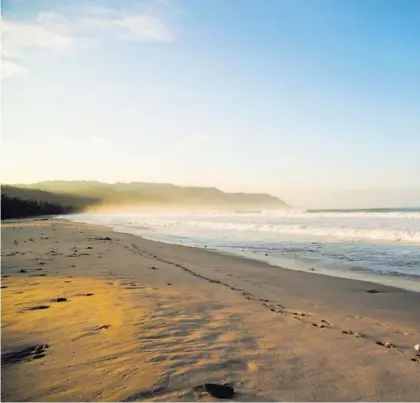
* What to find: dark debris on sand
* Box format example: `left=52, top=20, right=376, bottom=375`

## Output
left=194, top=383, right=235, bottom=399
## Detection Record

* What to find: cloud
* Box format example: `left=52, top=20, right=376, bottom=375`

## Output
left=1, top=16, right=74, bottom=79
left=1, top=2, right=176, bottom=80
left=1, top=58, right=30, bottom=79
left=85, top=14, right=174, bottom=42
left=2, top=19, right=73, bottom=55
left=81, top=3, right=175, bottom=43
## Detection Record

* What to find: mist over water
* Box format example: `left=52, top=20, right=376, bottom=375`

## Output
left=65, top=208, right=420, bottom=291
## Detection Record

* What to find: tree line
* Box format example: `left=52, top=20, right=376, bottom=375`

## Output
left=1, top=194, right=75, bottom=220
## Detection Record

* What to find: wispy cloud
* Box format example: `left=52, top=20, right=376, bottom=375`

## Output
left=81, top=4, right=175, bottom=43
left=1, top=14, right=74, bottom=79
left=83, top=14, right=174, bottom=42
left=1, top=2, right=176, bottom=80
left=2, top=19, right=73, bottom=55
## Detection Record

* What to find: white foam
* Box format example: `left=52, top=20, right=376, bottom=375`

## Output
left=66, top=209, right=420, bottom=244
left=150, top=220, right=419, bottom=243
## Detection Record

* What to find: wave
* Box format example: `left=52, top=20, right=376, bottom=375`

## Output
left=156, top=220, right=420, bottom=244
left=306, top=207, right=420, bottom=214
left=65, top=208, right=420, bottom=244
left=198, top=209, right=420, bottom=219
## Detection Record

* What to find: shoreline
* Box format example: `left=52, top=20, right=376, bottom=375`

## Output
left=61, top=215, right=420, bottom=293
left=139, top=231, right=420, bottom=293
left=2, top=218, right=420, bottom=401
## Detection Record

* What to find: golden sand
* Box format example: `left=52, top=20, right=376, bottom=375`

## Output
left=2, top=219, right=419, bottom=401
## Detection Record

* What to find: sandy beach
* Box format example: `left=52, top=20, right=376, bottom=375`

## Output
left=1, top=218, right=419, bottom=401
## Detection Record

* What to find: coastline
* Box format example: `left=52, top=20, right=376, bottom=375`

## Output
left=61, top=210, right=420, bottom=294
left=133, top=230, right=420, bottom=294
left=2, top=218, right=420, bottom=401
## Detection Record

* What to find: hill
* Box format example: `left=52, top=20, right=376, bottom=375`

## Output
left=16, top=181, right=287, bottom=209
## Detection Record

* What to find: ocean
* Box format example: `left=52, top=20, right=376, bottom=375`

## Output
left=64, top=208, right=420, bottom=292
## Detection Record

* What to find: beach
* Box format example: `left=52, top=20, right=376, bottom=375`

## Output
left=1, top=218, right=420, bottom=401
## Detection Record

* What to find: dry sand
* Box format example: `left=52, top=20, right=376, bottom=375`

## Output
left=1, top=218, right=419, bottom=401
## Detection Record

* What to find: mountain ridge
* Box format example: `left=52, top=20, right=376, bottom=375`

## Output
left=11, top=180, right=288, bottom=209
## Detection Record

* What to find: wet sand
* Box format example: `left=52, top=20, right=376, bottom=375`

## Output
left=1, top=218, right=420, bottom=401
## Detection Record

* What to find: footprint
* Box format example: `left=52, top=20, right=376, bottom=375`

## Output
left=2, top=344, right=49, bottom=365
left=312, top=323, right=325, bottom=328
left=354, top=332, right=366, bottom=338
left=95, top=325, right=111, bottom=330
left=411, top=357, right=420, bottom=363
left=376, top=341, right=396, bottom=348
left=54, top=297, right=68, bottom=303
left=321, top=319, right=332, bottom=325
left=25, top=305, right=50, bottom=311
left=366, top=289, right=381, bottom=294
left=342, top=329, right=366, bottom=338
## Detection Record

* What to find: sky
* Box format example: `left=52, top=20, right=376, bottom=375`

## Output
left=1, top=0, right=420, bottom=208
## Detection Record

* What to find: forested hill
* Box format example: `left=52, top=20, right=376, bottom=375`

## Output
left=2, top=181, right=287, bottom=219
left=17, top=181, right=288, bottom=208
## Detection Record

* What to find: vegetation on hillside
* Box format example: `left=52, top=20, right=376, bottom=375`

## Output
left=2, top=181, right=287, bottom=219
left=19, top=181, right=287, bottom=208
left=1, top=186, right=98, bottom=220
left=1, top=194, right=71, bottom=220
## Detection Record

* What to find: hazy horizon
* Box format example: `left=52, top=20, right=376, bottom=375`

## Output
left=2, top=0, right=419, bottom=209
left=3, top=179, right=420, bottom=210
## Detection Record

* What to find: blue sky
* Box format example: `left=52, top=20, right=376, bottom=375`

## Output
left=2, top=0, right=420, bottom=207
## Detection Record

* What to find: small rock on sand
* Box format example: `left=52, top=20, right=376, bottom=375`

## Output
left=202, top=383, right=235, bottom=399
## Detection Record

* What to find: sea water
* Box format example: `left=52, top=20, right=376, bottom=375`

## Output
left=64, top=208, right=420, bottom=292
